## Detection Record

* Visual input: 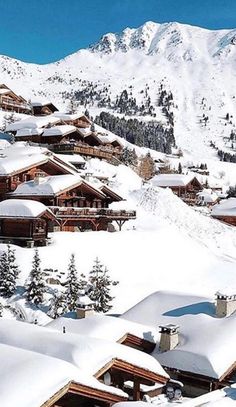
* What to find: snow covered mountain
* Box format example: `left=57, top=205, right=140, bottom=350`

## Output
left=2, top=21, right=236, bottom=158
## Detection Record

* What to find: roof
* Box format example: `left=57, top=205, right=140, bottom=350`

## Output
left=11, top=174, right=106, bottom=198
left=42, top=125, right=78, bottom=137
left=0, top=199, right=53, bottom=218
left=122, top=290, right=236, bottom=379
left=6, top=114, right=60, bottom=132
left=16, top=128, right=44, bottom=137
left=0, top=143, right=77, bottom=176
left=53, top=112, right=89, bottom=121
left=0, top=88, right=10, bottom=95
left=0, top=318, right=169, bottom=380
left=54, top=153, right=85, bottom=165
left=0, top=342, right=127, bottom=407
left=181, top=384, right=236, bottom=406
left=47, top=314, right=158, bottom=344
left=212, top=198, right=236, bottom=217
left=151, top=174, right=197, bottom=188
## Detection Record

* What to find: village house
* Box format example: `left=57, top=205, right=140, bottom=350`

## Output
left=31, top=101, right=59, bottom=116
left=151, top=174, right=202, bottom=202
left=6, top=112, right=124, bottom=162
left=122, top=290, right=236, bottom=397
left=0, top=143, right=77, bottom=198
left=0, top=199, right=56, bottom=247
left=211, top=197, right=236, bottom=225
left=8, top=173, right=134, bottom=231
left=0, top=84, right=32, bottom=114
left=0, top=318, right=169, bottom=405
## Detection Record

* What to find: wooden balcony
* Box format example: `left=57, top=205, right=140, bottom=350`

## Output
left=49, top=207, right=136, bottom=231
left=50, top=143, right=121, bottom=160
left=0, top=97, right=31, bottom=112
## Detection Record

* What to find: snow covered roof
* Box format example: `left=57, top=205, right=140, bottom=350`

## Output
left=151, top=174, right=197, bottom=187
left=211, top=198, right=236, bottom=217
left=197, top=189, right=219, bottom=203
left=42, top=125, right=78, bottom=137
left=53, top=112, right=89, bottom=121
left=55, top=153, right=85, bottom=165
left=16, top=127, right=44, bottom=137
left=11, top=174, right=106, bottom=198
left=0, top=199, right=53, bottom=218
left=122, top=290, right=236, bottom=379
left=6, top=114, right=60, bottom=132
left=0, top=88, right=10, bottom=95
left=47, top=314, right=158, bottom=343
left=0, top=342, right=127, bottom=407
left=0, top=319, right=169, bottom=380
left=181, top=385, right=236, bottom=406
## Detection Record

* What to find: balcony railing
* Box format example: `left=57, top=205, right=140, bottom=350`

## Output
left=49, top=206, right=136, bottom=220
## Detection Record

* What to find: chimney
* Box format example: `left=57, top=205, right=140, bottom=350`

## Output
left=159, top=324, right=179, bottom=352
left=34, top=171, right=46, bottom=185
left=76, top=293, right=95, bottom=319
left=216, top=292, right=236, bottom=318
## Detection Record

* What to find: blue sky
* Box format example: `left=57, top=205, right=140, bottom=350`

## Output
left=1, top=0, right=236, bottom=64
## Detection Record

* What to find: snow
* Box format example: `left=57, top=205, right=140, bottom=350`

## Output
left=42, top=124, right=77, bottom=136
left=55, top=153, right=85, bottom=165
left=122, top=290, right=236, bottom=379
left=47, top=314, right=158, bottom=343
left=16, top=127, right=44, bottom=137
left=6, top=114, right=60, bottom=132
left=0, top=342, right=127, bottom=407
left=53, top=112, right=88, bottom=121
left=11, top=174, right=105, bottom=197
left=0, top=199, right=52, bottom=218
left=151, top=174, right=196, bottom=188
left=196, top=189, right=218, bottom=204
left=211, top=198, right=236, bottom=216
left=0, top=318, right=169, bottom=379
left=181, top=385, right=236, bottom=406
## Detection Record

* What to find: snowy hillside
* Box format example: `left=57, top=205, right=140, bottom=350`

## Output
left=2, top=22, right=236, bottom=159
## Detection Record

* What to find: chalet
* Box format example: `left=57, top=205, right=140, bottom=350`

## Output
left=0, top=84, right=31, bottom=114
left=0, top=144, right=77, bottom=197
left=0, top=199, right=56, bottom=247
left=53, top=111, right=91, bottom=128
left=31, top=101, right=59, bottom=116
left=122, top=290, right=236, bottom=397
left=6, top=114, right=61, bottom=136
left=0, top=318, right=169, bottom=404
left=9, top=174, right=133, bottom=232
left=151, top=174, right=202, bottom=200
left=211, top=198, right=236, bottom=226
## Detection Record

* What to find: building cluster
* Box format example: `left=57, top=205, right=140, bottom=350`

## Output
left=2, top=289, right=236, bottom=406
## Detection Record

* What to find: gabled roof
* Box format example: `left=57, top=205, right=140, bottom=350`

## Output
left=0, top=318, right=169, bottom=381
left=122, top=290, right=236, bottom=380
left=0, top=199, right=54, bottom=219
left=212, top=198, right=236, bottom=217
left=151, top=174, right=199, bottom=188
left=6, top=115, right=61, bottom=132
left=0, top=342, right=127, bottom=407
left=42, top=125, right=78, bottom=137
left=53, top=112, right=90, bottom=122
left=11, top=174, right=107, bottom=199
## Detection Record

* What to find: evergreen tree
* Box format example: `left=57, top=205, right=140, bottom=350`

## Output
left=65, top=254, right=79, bottom=311
left=0, top=245, right=19, bottom=298
left=138, top=153, right=156, bottom=180
left=26, top=249, right=45, bottom=305
left=88, top=258, right=119, bottom=313
left=178, top=162, right=182, bottom=174
left=48, top=291, right=66, bottom=319
left=78, top=273, right=88, bottom=292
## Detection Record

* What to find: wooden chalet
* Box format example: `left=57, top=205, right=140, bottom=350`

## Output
left=211, top=198, right=236, bottom=226
left=0, top=199, right=56, bottom=247
left=32, top=101, right=59, bottom=116
left=0, top=84, right=31, bottom=114
left=151, top=174, right=202, bottom=202
left=0, top=154, right=76, bottom=198
left=9, top=174, right=135, bottom=232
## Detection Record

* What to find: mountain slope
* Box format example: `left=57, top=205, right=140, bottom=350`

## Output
left=2, top=22, right=236, bottom=159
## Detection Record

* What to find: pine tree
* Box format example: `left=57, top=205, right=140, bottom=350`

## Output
left=178, top=162, right=182, bottom=174
left=78, top=273, right=88, bottom=292
left=48, top=291, right=66, bottom=319
left=0, top=245, right=19, bottom=298
left=88, top=258, right=119, bottom=313
left=26, top=249, right=45, bottom=305
left=65, top=254, right=79, bottom=311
